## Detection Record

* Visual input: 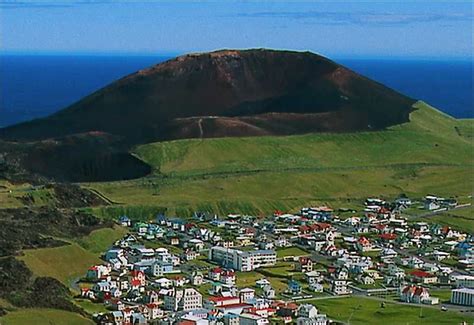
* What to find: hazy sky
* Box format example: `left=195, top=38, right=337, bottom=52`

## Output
left=1, top=0, right=473, bottom=59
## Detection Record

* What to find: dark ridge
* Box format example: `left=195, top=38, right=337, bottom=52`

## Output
left=0, top=49, right=415, bottom=144
left=0, top=49, right=415, bottom=181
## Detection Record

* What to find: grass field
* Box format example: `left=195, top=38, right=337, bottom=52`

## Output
left=0, top=308, right=93, bottom=325
left=77, top=226, right=128, bottom=254
left=17, top=225, right=127, bottom=288
left=0, top=182, right=55, bottom=209
left=18, top=243, right=101, bottom=286
left=418, top=206, right=474, bottom=233
left=276, top=247, right=309, bottom=258
left=309, top=297, right=471, bottom=325
left=85, top=102, right=473, bottom=221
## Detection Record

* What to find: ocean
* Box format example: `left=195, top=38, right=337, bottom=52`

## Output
left=0, top=55, right=472, bottom=128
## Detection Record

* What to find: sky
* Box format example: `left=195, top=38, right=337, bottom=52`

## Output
left=0, top=0, right=473, bottom=59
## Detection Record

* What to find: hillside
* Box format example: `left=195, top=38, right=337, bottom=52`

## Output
left=86, top=101, right=473, bottom=217
left=0, top=49, right=414, bottom=145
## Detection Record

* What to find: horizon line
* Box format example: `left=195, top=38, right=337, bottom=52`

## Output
left=0, top=49, right=472, bottom=62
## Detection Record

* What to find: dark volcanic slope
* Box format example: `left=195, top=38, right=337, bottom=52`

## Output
left=0, top=49, right=415, bottom=144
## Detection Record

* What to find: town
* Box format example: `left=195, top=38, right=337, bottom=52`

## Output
left=77, top=195, right=474, bottom=324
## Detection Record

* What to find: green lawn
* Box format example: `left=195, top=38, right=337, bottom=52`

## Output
left=18, top=243, right=101, bottom=286
left=0, top=308, right=93, bottom=325
left=276, top=247, right=309, bottom=258
left=77, top=226, right=128, bottom=254
left=74, top=299, right=108, bottom=315
left=309, top=297, right=472, bottom=325
left=85, top=102, right=473, bottom=224
left=419, top=206, right=474, bottom=233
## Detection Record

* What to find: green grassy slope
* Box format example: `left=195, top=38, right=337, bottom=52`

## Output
left=87, top=101, right=473, bottom=217
left=135, top=102, right=471, bottom=177
left=0, top=308, right=93, bottom=325
left=310, top=297, right=471, bottom=325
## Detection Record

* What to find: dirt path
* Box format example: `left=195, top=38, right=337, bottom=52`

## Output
left=198, top=118, right=204, bottom=139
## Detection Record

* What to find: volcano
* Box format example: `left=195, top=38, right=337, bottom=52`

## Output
left=0, top=49, right=415, bottom=144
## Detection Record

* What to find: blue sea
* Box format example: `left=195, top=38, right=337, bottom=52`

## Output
left=0, top=55, right=472, bottom=128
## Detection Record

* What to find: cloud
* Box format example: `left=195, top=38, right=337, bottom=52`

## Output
left=235, top=11, right=473, bottom=26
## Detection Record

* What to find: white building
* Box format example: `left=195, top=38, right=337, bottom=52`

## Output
left=452, top=275, right=474, bottom=288
left=296, top=304, right=329, bottom=325
left=330, top=279, right=352, bottom=295
left=451, top=288, right=474, bottom=306
left=209, top=247, right=276, bottom=271
left=239, top=313, right=269, bottom=325
left=163, top=288, right=202, bottom=311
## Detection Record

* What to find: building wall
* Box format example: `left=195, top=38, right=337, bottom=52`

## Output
left=451, top=289, right=474, bottom=306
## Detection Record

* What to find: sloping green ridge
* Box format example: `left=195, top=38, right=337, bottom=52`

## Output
left=134, top=101, right=472, bottom=177
left=87, top=101, right=473, bottom=218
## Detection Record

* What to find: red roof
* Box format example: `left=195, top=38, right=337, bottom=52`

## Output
left=131, top=279, right=142, bottom=286
left=208, top=296, right=239, bottom=302
left=211, top=267, right=222, bottom=273
left=299, top=225, right=310, bottom=232
left=358, top=236, right=370, bottom=245
left=221, top=270, right=235, bottom=277
left=410, top=270, right=434, bottom=278
left=131, top=270, right=144, bottom=277
left=146, top=303, right=158, bottom=308
left=378, top=207, right=390, bottom=214
left=316, top=222, right=331, bottom=229
left=299, top=256, right=311, bottom=264
left=178, top=321, right=195, bottom=325
left=379, top=233, right=397, bottom=240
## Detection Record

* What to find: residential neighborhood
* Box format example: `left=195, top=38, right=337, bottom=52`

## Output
left=77, top=195, right=474, bottom=324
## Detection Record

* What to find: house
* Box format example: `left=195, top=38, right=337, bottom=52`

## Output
left=309, top=282, right=324, bottom=293
left=406, top=256, right=424, bottom=269
left=296, top=257, right=313, bottom=273
left=410, top=270, right=438, bottom=284
left=456, top=241, right=472, bottom=257
left=188, top=238, right=205, bottom=251
left=182, top=249, right=198, bottom=261
left=425, top=201, right=440, bottom=211
left=305, top=271, right=322, bottom=284
left=208, top=267, right=222, bottom=281
left=239, top=313, right=269, bottom=325
left=220, top=270, right=236, bottom=286
left=239, top=288, right=256, bottom=303
left=223, top=313, right=240, bottom=325
left=204, top=295, right=243, bottom=312
left=170, top=236, right=180, bottom=246
left=86, top=264, right=111, bottom=281
left=154, top=277, right=173, bottom=288
left=188, top=271, right=204, bottom=286
left=400, top=285, right=439, bottom=305
left=118, top=215, right=131, bottom=227
left=356, top=236, right=372, bottom=252
left=296, top=304, right=329, bottom=325
left=431, top=250, right=450, bottom=261
left=330, top=279, right=351, bottom=295
left=287, top=280, right=302, bottom=295
left=262, top=285, right=276, bottom=299
left=358, top=275, right=375, bottom=285
left=164, top=288, right=203, bottom=311
left=379, top=233, right=397, bottom=242
left=171, top=275, right=187, bottom=287
left=151, top=260, right=174, bottom=276
left=255, top=278, right=271, bottom=288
